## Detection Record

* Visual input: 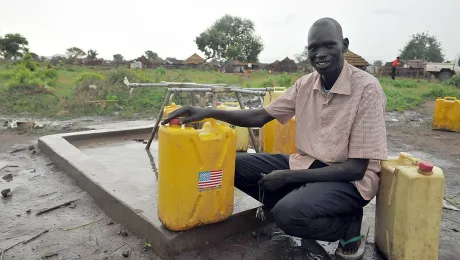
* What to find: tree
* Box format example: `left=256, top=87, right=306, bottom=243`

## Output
left=295, top=46, right=310, bottom=65
left=86, top=49, right=98, bottom=60
left=195, top=14, right=264, bottom=62
left=113, top=54, right=123, bottom=61
left=66, top=47, right=86, bottom=60
left=145, top=50, right=158, bottom=60
left=399, top=32, right=445, bottom=62
left=0, top=33, right=29, bottom=60
left=373, top=60, right=383, bottom=68
left=29, top=52, right=40, bottom=62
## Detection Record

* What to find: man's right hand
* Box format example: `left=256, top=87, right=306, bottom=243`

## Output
left=161, top=106, right=212, bottom=125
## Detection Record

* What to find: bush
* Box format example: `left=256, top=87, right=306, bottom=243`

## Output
left=260, top=78, right=275, bottom=88
left=276, top=74, right=292, bottom=88
left=446, top=74, right=460, bottom=88
left=6, top=64, right=58, bottom=91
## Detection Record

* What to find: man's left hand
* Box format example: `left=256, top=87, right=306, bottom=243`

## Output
left=258, top=170, right=293, bottom=192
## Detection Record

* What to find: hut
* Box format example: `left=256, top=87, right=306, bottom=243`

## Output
left=184, top=53, right=205, bottom=65
left=344, top=50, right=370, bottom=70
left=271, top=57, right=298, bottom=73
left=223, top=59, right=246, bottom=73
left=164, top=57, right=184, bottom=69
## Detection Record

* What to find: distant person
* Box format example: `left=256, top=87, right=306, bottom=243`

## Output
left=163, top=17, right=387, bottom=259
left=391, top=57, right=400, bottom=80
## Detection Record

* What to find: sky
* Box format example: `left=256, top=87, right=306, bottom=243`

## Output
left=1, top=0, right=459, bottom=64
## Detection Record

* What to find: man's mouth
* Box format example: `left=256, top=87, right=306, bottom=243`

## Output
left=315, top=61, right=331, bottom=69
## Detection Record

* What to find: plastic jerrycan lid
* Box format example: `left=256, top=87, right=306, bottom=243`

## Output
left=418, top=161, right=434, bottom=175
left=169, top=118, right=181, bottom=126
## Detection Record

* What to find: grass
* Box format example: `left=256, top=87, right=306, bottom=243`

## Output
left=378, top=77, right=460, bottom=111
left=0, top=62, right=459, bottom=118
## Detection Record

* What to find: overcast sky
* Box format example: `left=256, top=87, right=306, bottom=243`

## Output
left=1, top=0, right=459, bottom=63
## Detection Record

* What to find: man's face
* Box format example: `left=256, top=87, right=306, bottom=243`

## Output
left=307, top=23, right=348, bottom=76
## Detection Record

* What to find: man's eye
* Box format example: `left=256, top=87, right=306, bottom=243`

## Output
left=326, top=45, right=334, bottom=49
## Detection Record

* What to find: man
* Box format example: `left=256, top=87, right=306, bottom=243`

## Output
left=163, top=17, right=387, bottom=259
left=391, top=56, right=400, bottom=80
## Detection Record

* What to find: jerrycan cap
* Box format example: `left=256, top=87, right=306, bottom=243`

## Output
left=419, top=161, right=434, bottom=172
left=169, top=118, right=181, bottom=126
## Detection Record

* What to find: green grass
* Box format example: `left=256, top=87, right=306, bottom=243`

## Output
left=1, top=62, right=460, bottom=118
left=378, top=77, right=460, bottom=111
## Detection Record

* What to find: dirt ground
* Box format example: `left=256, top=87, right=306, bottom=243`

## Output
left=1, top=101, right=459, bottom=260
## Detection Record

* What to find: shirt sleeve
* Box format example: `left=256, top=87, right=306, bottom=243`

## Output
left=348, top=81, right=388, bottom=160
left=263, top=80, right=298, bottom=124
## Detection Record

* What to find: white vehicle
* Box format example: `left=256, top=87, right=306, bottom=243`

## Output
left=425, top=53, right=460, bottom=82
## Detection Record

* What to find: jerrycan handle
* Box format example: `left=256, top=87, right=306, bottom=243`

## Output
left=444, top=97, right=457, bottom=101
left=398, top=152, right=420, bottom=165
left=200, top=118, right=218, bottom=126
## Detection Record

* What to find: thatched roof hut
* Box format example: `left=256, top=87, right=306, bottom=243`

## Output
left=344, top=50, right=370, bottom=70
left=184, top=53, right=205, bottom=65
left=271, top=57, right=298, bottom=73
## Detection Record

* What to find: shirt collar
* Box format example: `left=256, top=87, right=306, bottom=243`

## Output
left=313, top=61, right=352, bottom=96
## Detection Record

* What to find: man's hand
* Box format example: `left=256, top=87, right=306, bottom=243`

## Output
left=258, top=170, right=293, bottom=192
left=162, top=106, right=211, bottom=125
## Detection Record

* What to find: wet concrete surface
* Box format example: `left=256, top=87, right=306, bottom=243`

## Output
left=2, top=108, right=460, bottom=259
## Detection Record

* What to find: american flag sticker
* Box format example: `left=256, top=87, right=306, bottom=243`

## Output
left=198, top=170, right=223, bottom=191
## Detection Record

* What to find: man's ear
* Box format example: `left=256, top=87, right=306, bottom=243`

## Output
left=343, top=38, right=349, bottom=53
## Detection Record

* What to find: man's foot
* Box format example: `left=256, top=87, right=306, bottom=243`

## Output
left=335, top=214, right=369, bottom=259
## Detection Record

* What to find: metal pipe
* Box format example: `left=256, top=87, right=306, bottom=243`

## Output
left=212, top=93, right=218, bottom=109
left=127, top=82, right=228, bottom=89
left=231, top=88, right=267, bottom=96
left=235, top=92, right=259, bottom=153
left=146, top=91, right=172, bottom=149
left=168, top=88, right=213, bottom=92
left=249, top=87, right=275, bottom=92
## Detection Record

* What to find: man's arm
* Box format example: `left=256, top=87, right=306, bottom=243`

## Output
left=208, top=108, right=274, bottom=127
left=162, top=106, right=274, bottom=128
left=287, top=158, right=369, bottom=183
left=258, top=158, right=369, bottom=191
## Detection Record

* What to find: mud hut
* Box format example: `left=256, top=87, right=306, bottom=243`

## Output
left=344, top=50, right=370, bottom=70
left=272, top=57, right=298, bottom=73
left=184, top=53, right=205, bottom=65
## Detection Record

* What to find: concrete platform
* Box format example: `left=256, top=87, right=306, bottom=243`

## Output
left=38, top=125, right=271, bottom=259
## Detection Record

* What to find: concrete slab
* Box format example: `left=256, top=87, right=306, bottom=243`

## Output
left=38, top=125, right=271, bottom=259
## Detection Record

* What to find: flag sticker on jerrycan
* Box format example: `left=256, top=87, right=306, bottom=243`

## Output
left=198, top=170, right=223, bottom=191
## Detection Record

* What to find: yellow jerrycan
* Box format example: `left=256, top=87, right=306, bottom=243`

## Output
left=375, top=152, right=445, bottom=260
left=163, top=103, right=182, bottom=119
left=216, top=102, right=249, bottom=152
left=433, top=96, right=460, bottom=132
left=259, top=87, right=286, bottom=153
left=273, top=117, right=296, bottom=154
left=157, top=118, right=238, bottom=231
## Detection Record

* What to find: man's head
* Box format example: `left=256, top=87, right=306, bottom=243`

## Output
left=307, top=18, right=349, bottom=77
left=397, top=56, right=400, bottom=61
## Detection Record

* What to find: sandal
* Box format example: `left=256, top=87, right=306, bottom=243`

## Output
left=335, top=222, right=369, bottom=260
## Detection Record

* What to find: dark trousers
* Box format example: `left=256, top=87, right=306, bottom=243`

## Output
left=391, top=67, right=396, bottom=80
left=235, top=153, right=369, bottom=242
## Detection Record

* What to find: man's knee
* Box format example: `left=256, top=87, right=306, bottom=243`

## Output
left=271, top=199, right=316, bottom=236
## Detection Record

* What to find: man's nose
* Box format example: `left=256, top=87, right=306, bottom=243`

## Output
left=316, top=53, right=328, bottom=60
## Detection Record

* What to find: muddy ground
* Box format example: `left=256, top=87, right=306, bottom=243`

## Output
left=1, top=101, right=459, bottom=260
